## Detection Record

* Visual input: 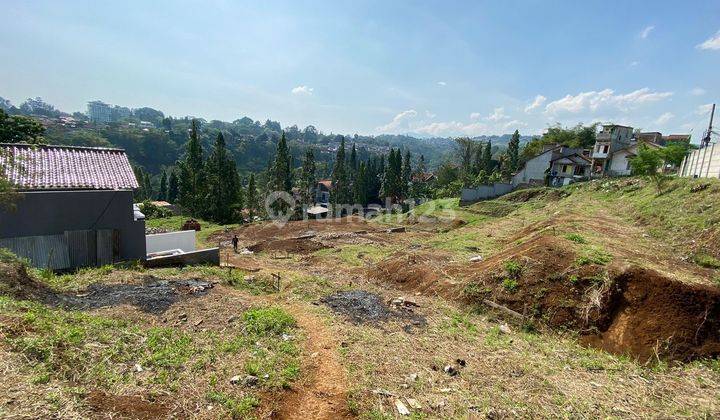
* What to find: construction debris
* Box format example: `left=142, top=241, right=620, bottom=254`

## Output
left=395, top=399, right=411, bottom=415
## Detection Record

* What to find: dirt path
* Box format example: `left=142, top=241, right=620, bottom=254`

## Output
left=276, top=303, right=351, bottom=419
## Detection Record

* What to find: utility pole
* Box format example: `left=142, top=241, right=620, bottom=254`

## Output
left=702, top=103, right=715, bottom=148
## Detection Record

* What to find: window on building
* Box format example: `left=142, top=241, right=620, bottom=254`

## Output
left=562, top=164, right=570, bottom=173
left=602, top=145, right=609, bottom=153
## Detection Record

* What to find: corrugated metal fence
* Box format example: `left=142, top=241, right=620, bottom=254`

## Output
left=0, top=229, right=116, bottom=270
left=679, top=144, right=720, bottom=179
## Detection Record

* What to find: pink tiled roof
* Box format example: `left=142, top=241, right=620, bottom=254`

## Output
left=0, top=144, right=139, bottom=190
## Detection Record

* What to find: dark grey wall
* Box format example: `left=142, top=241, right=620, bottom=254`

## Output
left=0, top=190, right=146, bottom=261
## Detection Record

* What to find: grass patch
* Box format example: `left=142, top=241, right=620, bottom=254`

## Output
left=564, top=233, right=587, bottom=244
left=313, top=244, right=397, bottom=267
left=145, top=216, right=237, bottom=248
left=206, top=391, right=259, bottom=418
left=694, top=253, right=720, bottom=269
left=575, top=246, right=612, bottom=266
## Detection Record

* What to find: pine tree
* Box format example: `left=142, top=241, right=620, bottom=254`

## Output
left=473, top=143, right=483, bottom=176
left=332, top=137, right=351, bottom=206
left=483, top=141, right=493, bottom=173
left=353, top=161, right=368, bottom=206
left=401, top=150, right=412, bottom=199
left=158, top=171, right=168, bottom=201
left=177, top=119, right=206, bottom=214
left=300, top=148, right=316, bottom=206
left=206, top=132, right=240, bottom=223
left=167, top=170, right=179, bottom=203
left=349, top=144, right=358, bottom=179
left=508, top=130, right=520, bottom=172
left=381, top=148, right=402, bottom=203
left=269, top=132, right=292, bottom=213
left=246, top=173, right=257, bottom=220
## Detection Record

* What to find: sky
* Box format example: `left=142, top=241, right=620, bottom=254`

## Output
left=1, top=0, right=719, bottom=141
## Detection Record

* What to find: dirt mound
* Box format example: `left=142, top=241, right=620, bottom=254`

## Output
left=215, top=216, right=375, bottom=244
left=0, top=262, right=55, bottom=302
left=502, top=187, right=567, bottom=203
left=583, top=267, right=720, bottom=362
left=248, top=238, right=328, bottom=254
left=372, top=253, right=453, bottom=297
left=86, top=390, right=169, bottom=419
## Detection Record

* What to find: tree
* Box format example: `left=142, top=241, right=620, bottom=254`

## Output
left=300, top=148, right=316, bottom=206
left=507, top=130, right=520, bottom=172
left=206, top=132, right=240, bottom=223
left=629, top=145, right=663, bottom=176
left=483, top=141, right=493, bottom=173
left=401, top=150, right=412, bottom=198
left=269, top=132, right=293, bottom=213
left=332, top=137, right=352, bottom=206
left=177, top=120, right=206, bottom=214
left=349, top=143, right=358, bottom=176
left=246, top=173, right=257, bottom=220
left=354, top=161, right=369, bottom=206
left=0, top=110, right=45, bottom=144
left=455, top=137, right=475, bottom=186
left=381, top=148, right=403, bottom=202
left=158, top=171, right=168, bottom=201
left=167, top=170, right=179, bottom=203
left=662, top=142, right=690, bottom=168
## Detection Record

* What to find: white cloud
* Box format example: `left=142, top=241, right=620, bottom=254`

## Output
left=690, top=87, right=706, bottom=96
left=544, top=88, right=673, bottom=115
left=291, top=85, right=314, bottom=96
left=415, top=121, right=488, bottom=137
left=629, top=61, right=639, bottom=67
left=697, top=103, right=714, bottom=116
left=486, top=107, right=509, bottom=121
left=469, top=112, right=481, bottom=120
left=639, top=25, right=655, bottom=39
left=653, top=112, right=674, bottom=125
left=437, top=81, right=447, bottom=86
left=375, top=109, right=417, bottom=132
left=697, top=30, right=720, bottom=50
left=425, top=110, right=436, bottom=119
left=503, top=120, right=527, bottom=130
left=524, top=95, right=547, bottom=113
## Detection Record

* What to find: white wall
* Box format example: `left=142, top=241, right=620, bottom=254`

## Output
left=513, top=152, right=552, bottom=186
left=146, top=230, right=196, bottom=255
left=681, top=144, right=720, bottom=179
left=609, top=150, right=633, bottom=176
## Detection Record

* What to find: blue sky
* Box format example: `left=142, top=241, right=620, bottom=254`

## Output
left=1, top=0, right=718, bottom=140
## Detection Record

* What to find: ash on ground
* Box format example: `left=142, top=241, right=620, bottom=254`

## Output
left=51, top=276, right=213, bottom=314
left=320, top=290, right=426, bottom=330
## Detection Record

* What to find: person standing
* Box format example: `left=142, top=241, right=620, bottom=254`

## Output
left=232, top=235, right=239, bottom=253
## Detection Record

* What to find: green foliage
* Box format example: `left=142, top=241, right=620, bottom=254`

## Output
left=139, top=200, right=172, bottom=219
left=299, top=148, right=316, bottom=206
left=501, top=278, right=518, bottom=292
left=242, top=307, right=296, bottom=335
left=575, top=247, right=612, bottom=266
left=507, top=129, right=520, bottom=172
left=206, top=132, right=242, bottom=223
left=662, top=142, right=691, bottom=167
left=520, top=123, right=598, bottom=164
left=206, top=392, right=259, bottom=419
left=564, top=233, right=587, bottom=244
left=693, top=253, right=720, bottom=269
left=177, top=120, right=207, bottom=215
left=0, top=109, right=45, bottom=144
left=629, top=145, right=663, bottom=176
left=504, top=260, right=523, bottom=278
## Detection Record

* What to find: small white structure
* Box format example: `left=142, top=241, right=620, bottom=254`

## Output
left=606, top=142, right=662, bottom=176
left=512, top=145, right=590, bottom=187
left=146, top=230, right=196, bottom=257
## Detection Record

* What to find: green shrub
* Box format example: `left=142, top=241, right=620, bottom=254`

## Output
left=694, top=253, right=720, bottom=269
left=564, top=233, right=587, bottom=244
left=242, top=307, right=296, bottom=335
left=501, top=278, right=518, bottom=292
left=504, top=260, right=523, bottom=278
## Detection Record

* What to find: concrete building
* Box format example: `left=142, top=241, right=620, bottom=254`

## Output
left=590, top=124, right=634, bottom=175
left=0, top=144, right=145, bottom=269
left=606, top=142, right=663, bottom=176
left=512, top=145, right=590, bottom=187
left=87, top=100, right=112, bottom=124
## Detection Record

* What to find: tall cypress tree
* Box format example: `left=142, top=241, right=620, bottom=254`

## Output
left=508, top=130, right=520, bottom=172
left=270, top=132, right=292, bottom=213
left=158, top=171, right=168, bottom=201
left=177, top=119, right=205, bottom=214
left=332, top=137, right=351, bottom=206
left=168, top=170, right=179, bottom=203
left=401, top=150, right=412, bottom=199
left=300, top=148, right=316, bottom=206
left=349, top=144, right=358, bottom=178
left=246, top=173, right=257, bottom=220
left=207, top=132, right=240, bottom=223
left=483, top=140, right=493, bottom=173
left=381, top=148, right=402, bottom=203
left=354, top=161, right=368, bottom=206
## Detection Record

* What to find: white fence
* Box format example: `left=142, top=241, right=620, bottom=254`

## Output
left=460, top=183, right=514, bottom=203
left=146, top=230, right=196, bottom=255
left=680, top=144, right=720, bottom=179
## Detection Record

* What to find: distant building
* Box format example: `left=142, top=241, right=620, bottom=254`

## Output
left=0, top=144, right=145, bottom=269
left=606, top=142, right=663, bottom=176
left=315, top=180, right=332, bottom=205
left=590, top=124, right=634, bottom=176
left=87, top=100, right=112, bottom=124
left=512, top=144, right=590, bottom=187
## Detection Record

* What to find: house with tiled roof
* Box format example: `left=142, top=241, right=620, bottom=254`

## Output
left=0, top=144, right=146, bottom=269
